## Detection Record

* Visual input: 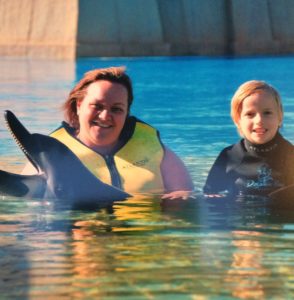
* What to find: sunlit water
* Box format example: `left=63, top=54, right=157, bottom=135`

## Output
left=1, top=56, right=294, bottom=299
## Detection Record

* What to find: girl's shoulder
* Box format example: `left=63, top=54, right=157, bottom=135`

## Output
left=213, top=141, right=243, bottom=167
left=218, top=140, right=241, bottom=155
left=278, top=134, right=294, bottom=151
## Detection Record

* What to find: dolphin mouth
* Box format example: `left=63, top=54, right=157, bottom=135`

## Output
left=4, top=110, right=39, bottom=172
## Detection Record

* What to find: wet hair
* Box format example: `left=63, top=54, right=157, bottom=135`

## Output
left=231, top=80, right=283, bottom=129
left=63, top=66, right=133, bottom=129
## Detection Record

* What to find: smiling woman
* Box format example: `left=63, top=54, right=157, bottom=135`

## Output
left=22, top=66, right=194, bottom=199
left=76, top=80, right=129, bottom=154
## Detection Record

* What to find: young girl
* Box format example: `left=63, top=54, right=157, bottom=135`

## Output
left=203, top=80, right=294, bottom=197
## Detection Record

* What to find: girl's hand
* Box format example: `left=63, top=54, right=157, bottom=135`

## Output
left=204, top=193, right=227, bottom=198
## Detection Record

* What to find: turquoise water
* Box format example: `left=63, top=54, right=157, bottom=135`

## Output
left=1, top=56, right=294, bottom=299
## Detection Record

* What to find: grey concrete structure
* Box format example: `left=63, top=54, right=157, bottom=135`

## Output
left=0, top=0, right=294, bottom=59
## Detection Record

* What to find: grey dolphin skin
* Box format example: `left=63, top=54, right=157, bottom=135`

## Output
left=0, top=111, right=131, bottom=209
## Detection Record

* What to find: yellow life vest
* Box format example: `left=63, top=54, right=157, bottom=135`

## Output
left=50, top=119, right=165, bottom=194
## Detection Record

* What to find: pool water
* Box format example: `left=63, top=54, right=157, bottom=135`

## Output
left=1, top=56, right=294, bottom=299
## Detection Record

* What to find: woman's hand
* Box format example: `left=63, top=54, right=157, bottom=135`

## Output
left=161, top=190, right=195, bottom=200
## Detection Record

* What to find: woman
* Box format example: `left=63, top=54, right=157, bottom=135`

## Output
left=23, top=66, right=194, bottom=199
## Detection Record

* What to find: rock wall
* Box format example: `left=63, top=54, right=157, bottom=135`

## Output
left=0, top=0, right=294, bottom=59
left=0, top=0, right=78, bottom=59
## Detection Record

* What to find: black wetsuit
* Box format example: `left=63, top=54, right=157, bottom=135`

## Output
left=203, top=133, right=294, bottom=196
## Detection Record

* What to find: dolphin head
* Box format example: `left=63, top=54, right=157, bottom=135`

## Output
left=1, top=111, right=131, bottom=209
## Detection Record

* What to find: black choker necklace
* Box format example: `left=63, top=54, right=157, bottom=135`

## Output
left=244, top=134, right=280, bottom=154
left=247, top=143, right=278, bottom=153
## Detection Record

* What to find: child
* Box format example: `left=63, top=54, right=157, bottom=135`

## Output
left=203, top=80, right=294, bottom=197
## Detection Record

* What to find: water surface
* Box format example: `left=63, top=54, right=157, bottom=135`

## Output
left=1, top=56, right=294, bottom=299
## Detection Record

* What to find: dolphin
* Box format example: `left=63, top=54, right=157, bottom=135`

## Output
left=0, top=110, right=131, bottom=209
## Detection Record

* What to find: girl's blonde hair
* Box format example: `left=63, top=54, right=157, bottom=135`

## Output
left=231, top=80, right=283, bottom=128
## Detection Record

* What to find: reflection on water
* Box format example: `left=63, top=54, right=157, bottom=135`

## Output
left=1, top=195, right=294, bottom=299
left=1, top=56, right=294, bottom=298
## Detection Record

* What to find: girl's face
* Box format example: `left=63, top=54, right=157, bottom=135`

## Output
left=237, top=91, right=282, bottom=145
left=77, top=80, right=128, bottom=152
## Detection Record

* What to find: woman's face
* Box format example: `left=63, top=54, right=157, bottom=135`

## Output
left=77, top=80, right=129, bottom=152
left=237, top=91, right=282, bottom=145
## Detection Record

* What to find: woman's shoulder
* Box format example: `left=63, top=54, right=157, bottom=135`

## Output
left=50, top=121, right=75, bottom=136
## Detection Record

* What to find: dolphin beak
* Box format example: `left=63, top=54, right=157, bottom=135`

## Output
left=4, top=110, right=39, bottom=172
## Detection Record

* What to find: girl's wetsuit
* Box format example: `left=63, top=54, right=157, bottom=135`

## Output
left=203, top=133, right=294, bottom=196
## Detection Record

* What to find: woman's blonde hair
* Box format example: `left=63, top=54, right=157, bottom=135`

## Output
left=231, top=80, right=283, bottom=128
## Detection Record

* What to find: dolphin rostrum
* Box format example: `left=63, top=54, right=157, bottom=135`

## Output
left=0, top=110, right=131, bottom=209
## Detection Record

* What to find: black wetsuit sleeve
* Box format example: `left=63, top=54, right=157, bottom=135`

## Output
left=283, top=143, right=294, bottom=185
left=203, top=148, right=231, bottom=194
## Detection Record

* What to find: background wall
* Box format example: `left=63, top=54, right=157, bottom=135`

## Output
left=0, top=0, right=78, bottom=59
left=1, top=0, right=294, bottom=59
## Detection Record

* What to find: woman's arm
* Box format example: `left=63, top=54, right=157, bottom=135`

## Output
left=160, top=147, right=194, bottom=199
